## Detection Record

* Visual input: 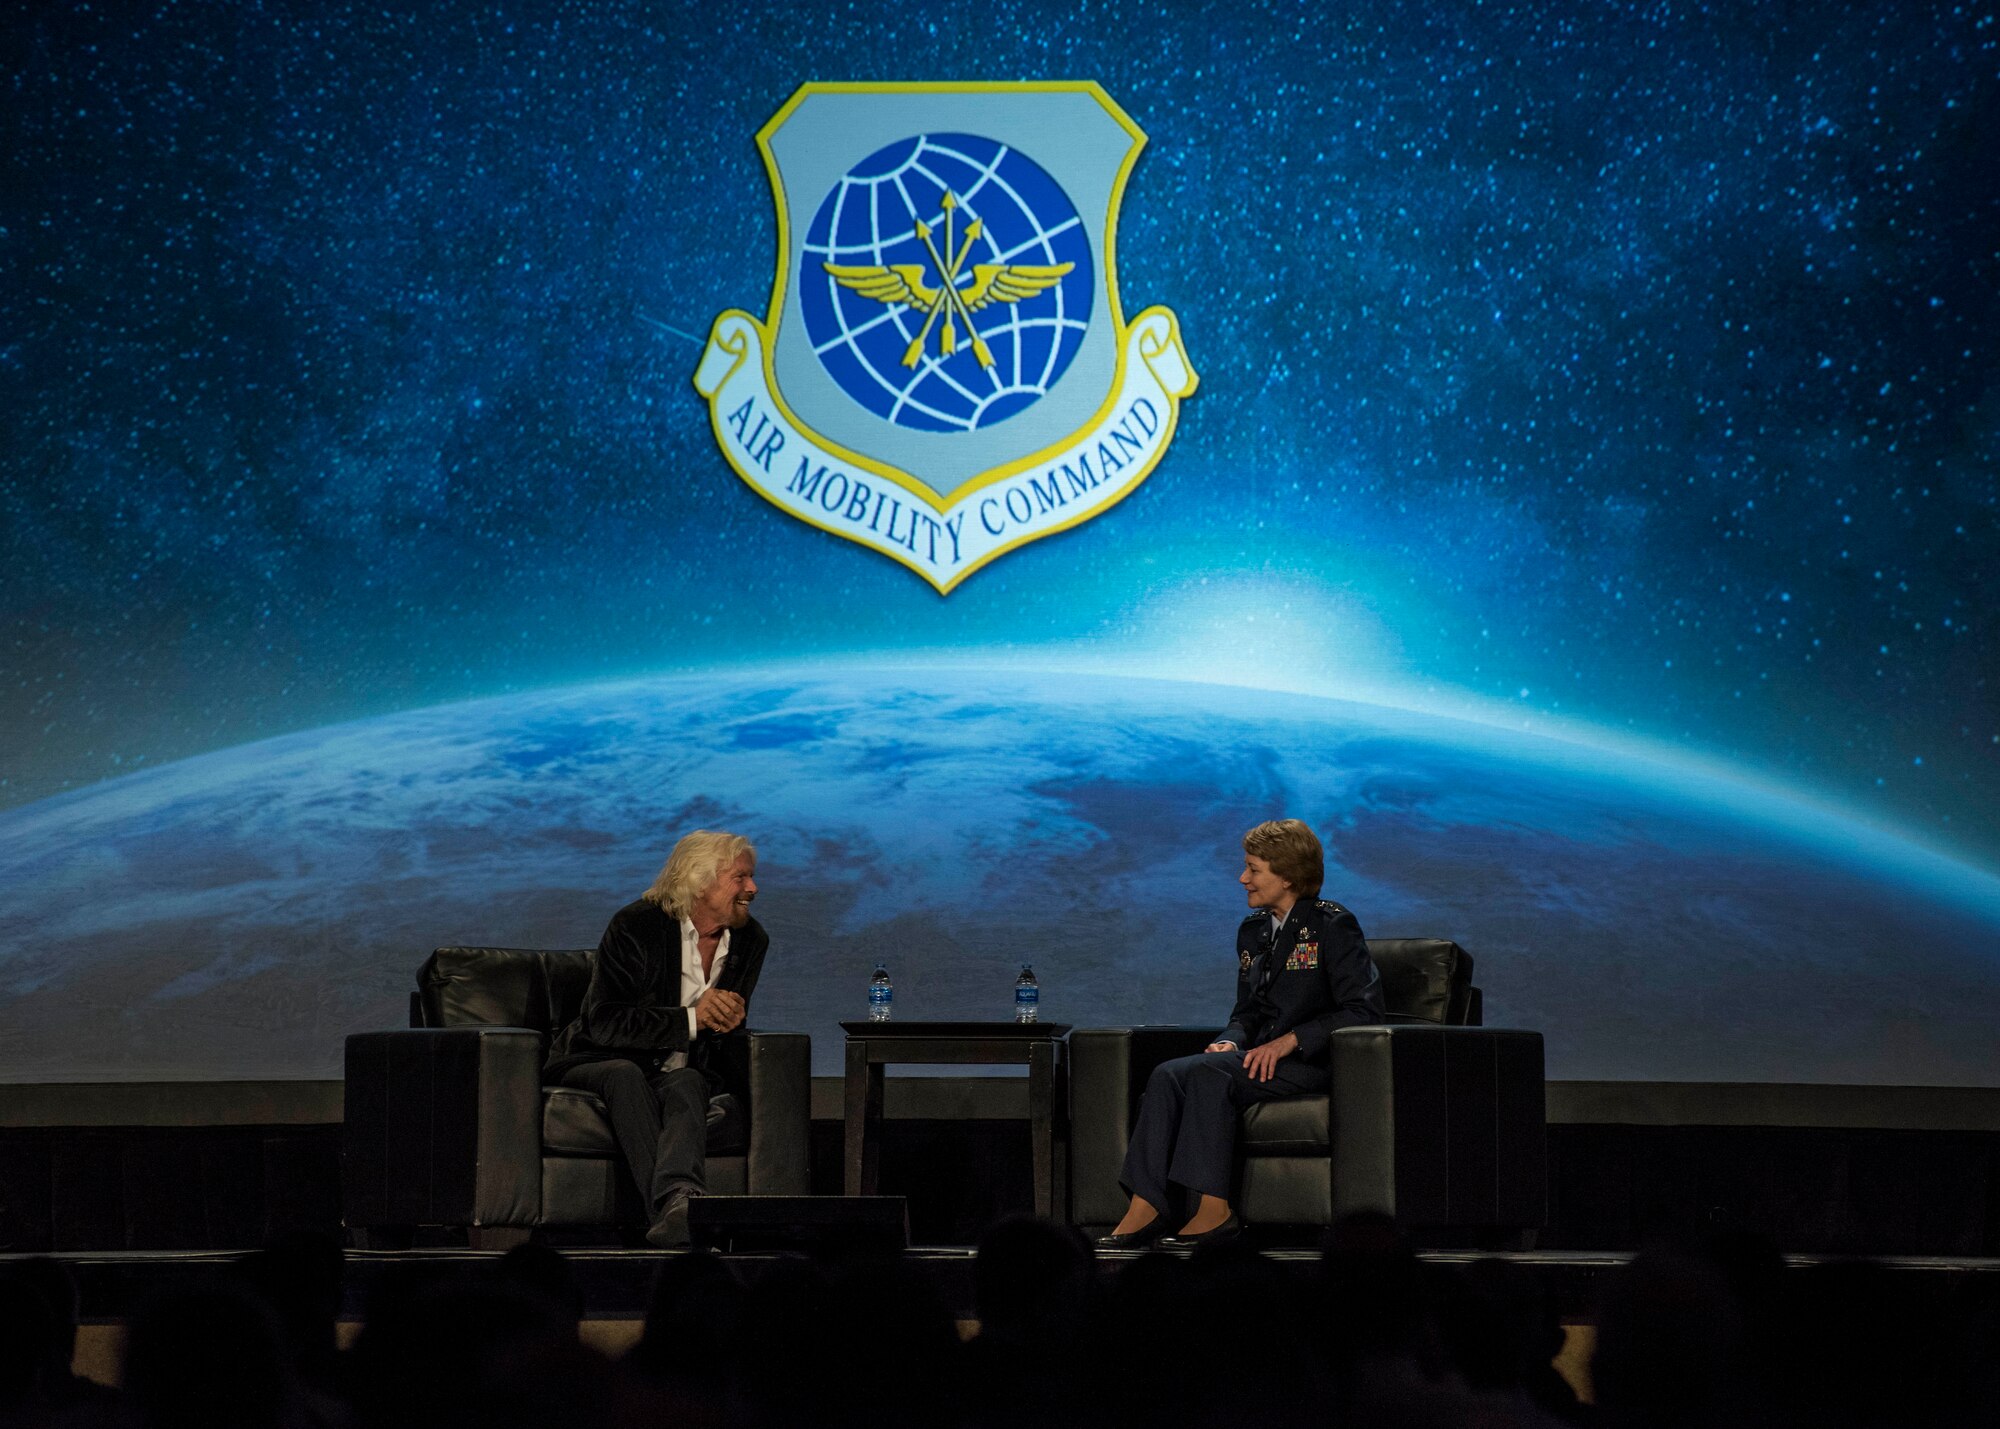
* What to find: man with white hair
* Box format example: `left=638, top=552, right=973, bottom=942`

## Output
left=545, top=829, right=767, bottom=1248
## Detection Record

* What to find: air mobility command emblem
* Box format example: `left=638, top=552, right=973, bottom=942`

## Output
left=694, top=82, right=1198, bottom=593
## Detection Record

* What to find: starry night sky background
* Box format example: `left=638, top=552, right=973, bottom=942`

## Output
left=3, top=4, right=1994, bottom=870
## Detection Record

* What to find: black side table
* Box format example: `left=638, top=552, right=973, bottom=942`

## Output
left=839, top=1020, right=1073, bottom=1221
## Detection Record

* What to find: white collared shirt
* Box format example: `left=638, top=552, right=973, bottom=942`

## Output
left=658, top=917, right=731, bottom=1073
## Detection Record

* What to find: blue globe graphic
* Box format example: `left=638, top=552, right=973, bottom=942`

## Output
left=799, top=134, right=1094, bottom=433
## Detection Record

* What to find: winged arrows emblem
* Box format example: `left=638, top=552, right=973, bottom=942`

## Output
left=821, top=191, right=1074, bottom=369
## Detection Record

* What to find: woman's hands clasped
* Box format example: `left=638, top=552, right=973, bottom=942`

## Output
left=1242, top=1030, right=1300, bottom=1082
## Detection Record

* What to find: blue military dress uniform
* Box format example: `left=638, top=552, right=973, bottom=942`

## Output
left=1119, top=897, right=1385, bottom=1213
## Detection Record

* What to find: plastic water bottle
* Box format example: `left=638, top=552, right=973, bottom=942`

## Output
left=868, top=963, right=893, bottom=1022
left=1014, top=965, right=1039, bottom=1023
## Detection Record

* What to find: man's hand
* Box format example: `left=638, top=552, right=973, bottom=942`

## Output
left=695, top=987, right=746, bottom=1034
left=1242, top=1031, right=1299, bottom=1082
left=1205, top=1041, right=1239, bottom=1054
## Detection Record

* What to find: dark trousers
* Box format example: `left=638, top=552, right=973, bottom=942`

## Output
left=557, top=1059, right=721, bottom=1216
left=1120, top=1049, right=1330, bottom=1210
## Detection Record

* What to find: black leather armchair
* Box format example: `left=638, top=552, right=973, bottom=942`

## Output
left=343, top=946, right=811, bottom=1247
left=1069, top=938, right=1545, bottom=1241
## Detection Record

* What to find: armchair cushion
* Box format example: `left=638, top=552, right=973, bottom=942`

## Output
left=417, top=946, right=594, bottom=1031
left=1240, top=1096, right=1330, bottom=1154
left=1367, top=938, right=1476, bottom=1024
left=541, top=1086, right=620, bottom=1156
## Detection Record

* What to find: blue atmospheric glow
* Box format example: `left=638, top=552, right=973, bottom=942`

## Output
left=4, top=665, right=1998, bottom=1083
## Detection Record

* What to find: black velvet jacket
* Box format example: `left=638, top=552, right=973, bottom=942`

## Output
left=1220, top=897, right=1383, bottom=1061
left=544, top=897, right=769, bottom=1095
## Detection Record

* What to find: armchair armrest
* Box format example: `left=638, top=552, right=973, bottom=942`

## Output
left=1329, top=1025, right=1546, bottom=1230
left=342, top=1027, right=545, bottom=1231
left=744, top=1030, right=811, bottom=1195
left=1068, top=1026, right=1214, bottom=1226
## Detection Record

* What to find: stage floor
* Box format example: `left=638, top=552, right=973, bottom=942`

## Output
left=26, top=1243, right=2000, bottom=1322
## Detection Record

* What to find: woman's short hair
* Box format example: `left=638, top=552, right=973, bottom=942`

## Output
left=1242, top=818, right=1324, bottom=899
left=644, top=830, right=756, bottom=918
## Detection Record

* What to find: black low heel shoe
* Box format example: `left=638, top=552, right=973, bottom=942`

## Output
left=1157, top=1213, right=1243, bottom=1252
left=1094, top=1218, right=1166, bottom=1251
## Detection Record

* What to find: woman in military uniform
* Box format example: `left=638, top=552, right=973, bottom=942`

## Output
left=1096, top=818, right=1384, bottom=1251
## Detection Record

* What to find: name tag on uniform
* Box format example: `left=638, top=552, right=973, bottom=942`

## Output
left=1286, top=942, right=1320, bottom=971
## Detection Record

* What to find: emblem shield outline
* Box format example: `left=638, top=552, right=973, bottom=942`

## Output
left=695, top=81, right=1199, bottom=593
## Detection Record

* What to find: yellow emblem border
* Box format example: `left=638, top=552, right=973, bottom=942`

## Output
left=699, top=81, right=1198, bottom=593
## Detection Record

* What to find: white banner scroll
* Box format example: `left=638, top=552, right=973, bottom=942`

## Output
left=695, top=307, right=1199, bottom=594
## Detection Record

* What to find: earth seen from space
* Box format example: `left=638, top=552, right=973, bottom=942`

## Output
left=1, top=666, right=1997, bottom=1084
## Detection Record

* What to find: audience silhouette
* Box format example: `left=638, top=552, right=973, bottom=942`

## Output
left=4, top=1215, right=1995, bottom=1427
